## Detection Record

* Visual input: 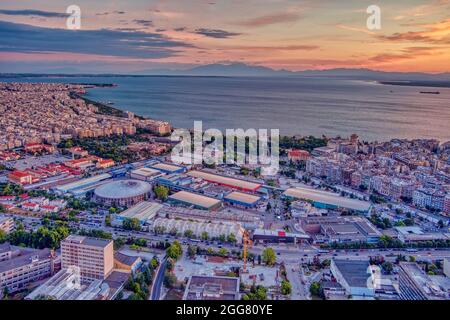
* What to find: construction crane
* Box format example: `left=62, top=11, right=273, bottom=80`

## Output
left=242, top=229, right=252, bottom=273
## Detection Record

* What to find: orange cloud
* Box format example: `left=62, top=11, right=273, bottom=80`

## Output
left=379, top=18, right=450, bottom=44
left=235, top=12, right=301, bottom=28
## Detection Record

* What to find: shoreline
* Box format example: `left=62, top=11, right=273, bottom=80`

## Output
left=379, top=80, right=450, bottom=88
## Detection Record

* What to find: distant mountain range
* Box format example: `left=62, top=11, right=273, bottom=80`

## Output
left=2, top=63, right=450, bottom=82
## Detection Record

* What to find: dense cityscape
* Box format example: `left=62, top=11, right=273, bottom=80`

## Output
left=0, top=82, right=449, bottom=302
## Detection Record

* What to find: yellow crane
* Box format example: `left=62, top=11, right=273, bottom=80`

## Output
left=242, top=229, right=252, bottom=273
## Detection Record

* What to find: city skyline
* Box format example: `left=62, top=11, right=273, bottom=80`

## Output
left=0, top=0, right=449, bottom=73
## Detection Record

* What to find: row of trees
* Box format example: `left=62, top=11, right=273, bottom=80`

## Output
left=322, top=236, right=450, bottom=250
left=153, top=225, right=237, bottom=243
left=3, top=222, right=70, bottom=249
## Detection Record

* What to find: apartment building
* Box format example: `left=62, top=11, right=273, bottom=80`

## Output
left=60, top=235, right=114, bottom=281
left=0, top=215, right=14, bottom=234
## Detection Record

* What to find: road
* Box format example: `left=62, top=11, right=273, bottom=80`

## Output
left=150, top=256, right=167, bottom=301
left=285, top=264, right=307, bottom=300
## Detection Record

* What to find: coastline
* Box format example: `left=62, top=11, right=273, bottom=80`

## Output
left=379, top=80, right=450, bottom=88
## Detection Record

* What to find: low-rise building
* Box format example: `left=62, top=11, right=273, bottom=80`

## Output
left=0, top=244, right=59, bottom=294
left=183, top=275, right=240, bottom=300
left=0, top=216, right=14, bottom=234
left=394, top=226, right=449, bottom=244
left=444, top=258, right=450, bottom=278
left=168, top=191, right=222, bottom=211
left=330, top=259, right=375, bottom=299
left=8, top=170, right=34, bottom=185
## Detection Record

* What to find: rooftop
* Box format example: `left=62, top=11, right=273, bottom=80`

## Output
left=332, top=259, right=371, bottom=288
left=224, top=191, right=261, bottom=205
left=168, top=191, right=222, bottom=209
left=63, top=235, right=112, bottom=248
left=187, top=170, right=262, bottom=191
left=94, top=179, right=151, bottom=199
left=284, top=187, right=371, bottom=212
left=118, top=201, right=162, bottom=222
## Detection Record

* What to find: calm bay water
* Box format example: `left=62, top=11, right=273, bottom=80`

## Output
left=2, top=76, right=449, bottom=142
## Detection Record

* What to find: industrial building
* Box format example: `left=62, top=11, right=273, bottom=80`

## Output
left=26, top=267, right=128, bottom=300
left=394, top=226, right=450, bottom=244
left=94, top=179, right=151, bottom=207
left=156, top=174, right=193, bottom=191
left=252, top=229, right=311, bottom=244
left=187, top=170, right=262, bottom=192
left=168, top=190, right=222, bottom=211
left=54, top=173, right=112, bottom=196
left=283, top=187, right=371, bottom=213
left=148, top=162, right=186, bottom=174
left=130, top=167, right=163, bottom=181
left=330, top=259, right=375, bottom=299
left=114, top=201, right=163, bottom=226
left=183, top=275, right=240, bottom=300
left=223, top=191, right=261, bottom=208
left=152, top=217, right=244, bottom=242
left=0, top=243, right=60, bottom=294
left=300, top=216, right=381, bottom=244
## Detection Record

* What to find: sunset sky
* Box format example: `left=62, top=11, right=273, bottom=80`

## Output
left=0, top=0, right=449, bottom=73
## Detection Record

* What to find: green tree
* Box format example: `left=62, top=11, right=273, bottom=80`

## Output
left=187, top=245, right=197, bottom=259
left=201, top=231, right=209, bottom=240
left=184, top=229, right=194, bottom=238
left=0, top=230, right=7, bottom=244
left=166, top=240, right=183, bottom=260
left=163, top=271, right=177, bottom=288
left=310, top=281, right=322, bottom=297
left=227, top=233, right=236, bottom=243
left=262, top=248, right=277, bottom=266
left=281, top=280, right=292, bottom=295
left=154, top=185, right=169, bottom=201
left=122, top=218, right=141, bottom=231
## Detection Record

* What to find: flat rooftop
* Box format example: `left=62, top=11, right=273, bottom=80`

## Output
left=184, top=275, right=240, bottom=300
left=131, top=167, right=161, bottom=177
left=55, top=173, right=111, bottom=192
left=187, top=170, right=262, bottom=191
left=0, top=247, right=52, bottom=273
left=332, top=259, right=371, bottom=288
left=224, top=191, right=261, bottom=205
left=284, top=187, right=371, bottom=212
left=119, top=201, right=162, bottom=222
left=63, top=235, right=112, bottom=248
left=169, top=191, right=222, bottom=209
left=150, top=163, right=184, bottom=173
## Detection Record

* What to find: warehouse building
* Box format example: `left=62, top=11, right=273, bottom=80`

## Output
left=152, top=217, right=244, bottom=242
left=114, top=201, right=163, bottom=226
left=223, top=191, right=261, bottom=208
left=283, top=187, right=371, bottom=213
left=130, top=167, right=163, bottom=182
left=330, top=259, right=375, bottom=299
left=148, top=162, right=186, bottom=174
left=54, top=173, right=112, bottom=196
left=156, top=174, right=193, bottom=192
left=187, top=170, right=262, bottom=192
left=253, top=229, right=311, bottom=244
left=300, top=216, right=381, bottom=244
left=168, top=191, right=222, bottom=211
